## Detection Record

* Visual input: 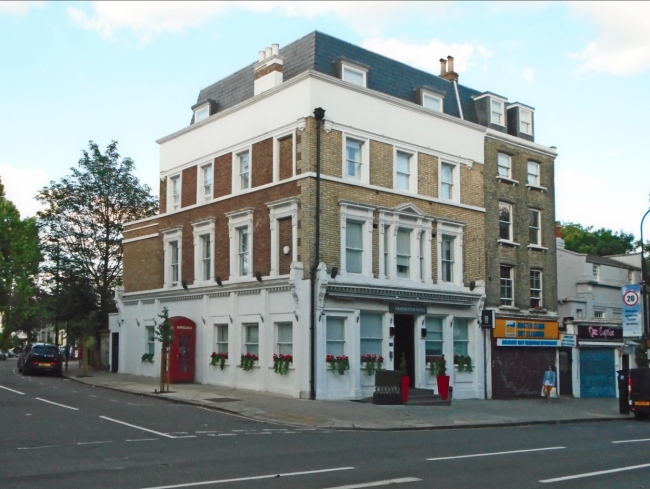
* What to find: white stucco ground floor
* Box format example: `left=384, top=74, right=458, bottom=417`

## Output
left=109, top=264, right=486, bottom=401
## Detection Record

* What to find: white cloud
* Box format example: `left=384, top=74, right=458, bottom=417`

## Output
left=68, top=1, right=230, bottom=44
left=361, top=37, right=488, bottom=75
left=522, top=67, right=535, bottom=85
left=0, top=1, right=45, bottom=16
left=569, top=2, right=650, bottom=75
left=68, top=1, right=452, bottom=43
left=0, top=164, right=49, bottom=218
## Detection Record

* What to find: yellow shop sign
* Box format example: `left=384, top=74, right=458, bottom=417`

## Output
left=494, top=319, right=559, bottom=339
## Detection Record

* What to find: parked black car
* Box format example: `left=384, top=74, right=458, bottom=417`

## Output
left=21, top=344, right=63, bottom=376
left=630, top=367, right=650, bottom=420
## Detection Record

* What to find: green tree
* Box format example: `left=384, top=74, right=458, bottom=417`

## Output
left=36, top=141, right=158, bottom=337
left=561, top=222, right=636, bottom=256
left=156, top=307, right=174, bottom=393
left=0, top=179, right=42, bottom=343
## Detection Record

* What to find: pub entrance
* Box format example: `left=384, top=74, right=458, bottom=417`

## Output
left=393, top=314, right=415, bottom=387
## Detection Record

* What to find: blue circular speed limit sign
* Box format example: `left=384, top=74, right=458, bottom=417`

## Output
left=623, top=290, right=640, bottom=307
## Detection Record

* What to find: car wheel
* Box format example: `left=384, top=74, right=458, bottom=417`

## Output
left=634, top=412, right=647, bottom=421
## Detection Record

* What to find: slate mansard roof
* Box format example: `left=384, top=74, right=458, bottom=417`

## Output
left=193, top=31, right=485, bottom=125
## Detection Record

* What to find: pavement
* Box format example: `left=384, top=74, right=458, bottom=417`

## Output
left=62, top=361, right=630, bottom=431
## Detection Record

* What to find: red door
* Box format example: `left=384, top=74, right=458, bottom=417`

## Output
left=168, top=317, right=195, bottom=383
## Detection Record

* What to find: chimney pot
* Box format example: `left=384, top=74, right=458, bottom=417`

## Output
left=265, top=47, right=272, bottom=58
left=271, top=43, right=279, bottom=56
left=447, top=55, right=455, bottom=73
left=439, top=58, right=447, bottom=76
left=259, top=50, right=265, bottom=62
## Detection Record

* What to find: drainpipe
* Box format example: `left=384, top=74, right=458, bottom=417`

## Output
left=310, top=107, right=325, bottom=401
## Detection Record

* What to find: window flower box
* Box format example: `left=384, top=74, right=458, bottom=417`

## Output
left=360, top=354, right=384, bottom=376
left=273, top=354, right=293, bottom=375
left=239, top=353, right=259, bottom=371
left=326, top=355, right=349, bottom=375
left=210, top=352, right=228, bottom=370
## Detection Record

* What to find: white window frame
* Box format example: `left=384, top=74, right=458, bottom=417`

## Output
left=192, top=218, right=215, bottom=284
left=326, top=316, right=346, bottom=357
left=163, top=226, right=183, bottom=288
left=527, top=161, right=540, bottom=187
left=232, top=148, right=251, bottom=192
left=530, top=270, right=542, bottom=308
left=500, top=265, right=514, bottom=307
left=528, top=209, right=541, bottom=247
left=425, top=316, right=444, bottom=359
left=394, top=149, right=417, bottom=193
left=339, top=202, right=374, bottom=278
left=343, top=134, right=369, bottom=184
left=379, top=205, right=433, bottom=283
left=243, top=323, right=259, bottom=356
left=439, top=161, right=459, bottom=202
left=276, top=322, right=293, bottom=356
left=273, top=132, right=295, bottom=182
left=226, top=208, right=254, bottom=280
left=592, top=264, right=600, bottom=282
left=490, top=98, right=505, bottom=126
left=341, top=63, right=367, bottom=87
left=168, top=174, right=181, bottom=212
left=145, top=325, right=155, bottom=356
left=359, top=312, right=383, bottom=357
left=267, top=198, right=299, bottom=277
left=437, top=220, right=465, bottom=286
left=198, top=162, right=213, bottom=203
left=215, top=324, right=228, bottom=355
left=194, top=104, right=210, bottom=123
left=594, top=311, right=605, bottom=319
left=453, top=318, right=469, bottom=359
left=497, top=152, right=513, bottom=180
left=498, top=202, right=513, bottom=242
left=520, top=108, right=533, bottom=135
left=422, top=92, right=443, bottom=113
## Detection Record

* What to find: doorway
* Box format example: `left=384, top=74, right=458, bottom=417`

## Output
left=393, top=314, right=415, bottom=387
left=111, top=332, right=119, bottom=373
left=558, top=348, right=573, bottom=397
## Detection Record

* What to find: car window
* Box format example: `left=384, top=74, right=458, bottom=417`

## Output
left=32, top=346, right=59, bottom=355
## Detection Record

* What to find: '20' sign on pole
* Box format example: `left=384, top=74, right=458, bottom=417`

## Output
left=622, top=284, right=642, bottom=337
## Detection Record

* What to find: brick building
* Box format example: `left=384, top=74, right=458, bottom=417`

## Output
left=111, top=32, right=556, bottom=401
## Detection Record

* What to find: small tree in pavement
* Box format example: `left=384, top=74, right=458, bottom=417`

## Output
left=156, top=307, right=174, bottom=393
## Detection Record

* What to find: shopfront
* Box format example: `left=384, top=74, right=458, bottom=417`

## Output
left=491, top=317, right=560, bottom=399
left=577, top=324, right=622, bottom=398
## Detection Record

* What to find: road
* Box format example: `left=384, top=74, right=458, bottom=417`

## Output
left=1, top=359, right=649, bottom=489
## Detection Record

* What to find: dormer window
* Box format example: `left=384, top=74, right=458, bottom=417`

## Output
left=342, top=65, right=365, bottom=86
left=520, top=109, right=532, bottom=135
left=194, top=105, right=210, bottom=123
left=422, top=93, right=443, bottom=112
left=491, top=99, right=505, bottom=126
left=337, top=59, right=369, bottom=88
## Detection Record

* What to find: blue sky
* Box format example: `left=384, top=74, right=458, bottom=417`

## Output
left=1, top=1, right=649, bottom=239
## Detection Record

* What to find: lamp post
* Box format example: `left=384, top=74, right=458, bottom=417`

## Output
left=49, top=238, right=60, bottom=347
left=641, top=208, right=650, bottom=343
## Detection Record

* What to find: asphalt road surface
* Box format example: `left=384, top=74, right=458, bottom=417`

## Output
left=1, top=359, right=650, bottom=489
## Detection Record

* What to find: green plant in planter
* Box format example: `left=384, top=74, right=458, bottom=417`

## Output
left=456, top=354, right=474, bottom=373
left=360, top=354, right=384, bottom=376
left=239, top=353, right=258, bottom=371
left=326, top=355, right=350, bottom=375
left=141, top=353, right=154, bottom=363
left=428, top=355, right=446, bottom=376
left=210, top=352, right=228, bottom=370
left=273, top=354, right=293, bottom=375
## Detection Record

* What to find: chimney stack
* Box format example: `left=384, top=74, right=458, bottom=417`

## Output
left=254, top=44, right=284, bottom=96
left=440, top=55, right=458, bottom=82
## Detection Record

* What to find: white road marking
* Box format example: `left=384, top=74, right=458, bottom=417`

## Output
left=195, top=431, right=217, bottom=434
left=245, top=431, right=271, bottom=435
left=138, top=467, right=355, bottom=489
left=109, top=399, right=119, bottom=403
left=18, top=445, right=57, bottom=450
left=35, top=397, right=79, bottom=411
left=612, top=438, right=650, bottom=444
left=77, top=441, right=112, bottom=445
left=427, top=446, right=565, bottom=461
left=0, top=385, right=25, bottom=395
left=99, top=415, right=177, bottom=439
left=207, top=433, right=236, bottom=437
left=322, top=478, right=421, bottom=489
left=127, top=438, right=159, bottom=442
left=540, top=463, right=650, bottom=483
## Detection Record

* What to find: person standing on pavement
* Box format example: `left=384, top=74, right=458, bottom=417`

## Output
left=64, top=343, right=71, bottom=369
left=542, top=364, right=556, bottom=403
